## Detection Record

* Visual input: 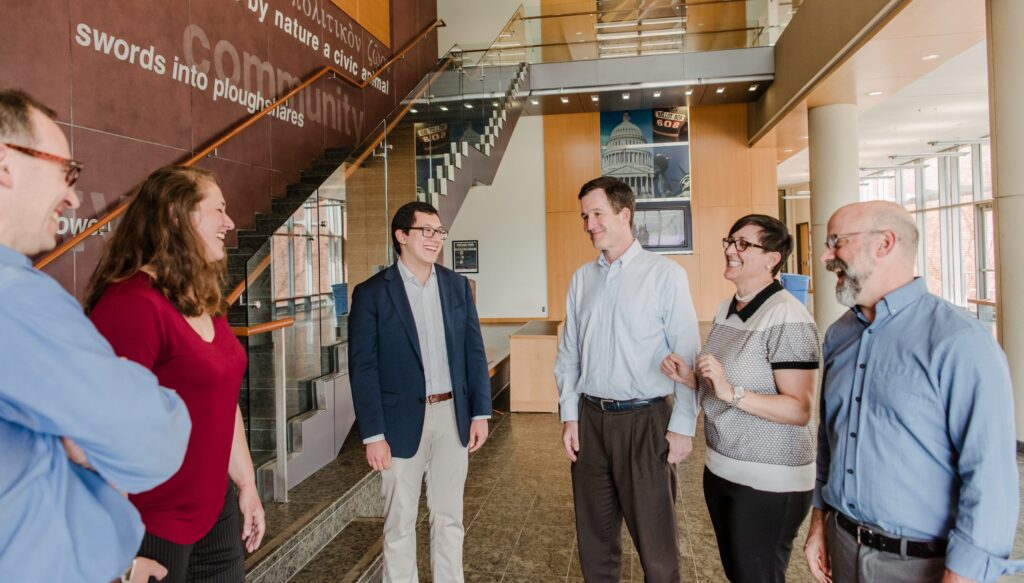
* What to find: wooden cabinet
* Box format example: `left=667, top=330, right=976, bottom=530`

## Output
left=510, top=321, right=561, bottom=413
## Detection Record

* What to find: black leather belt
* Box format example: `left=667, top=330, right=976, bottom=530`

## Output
left=836, top=513, right=947, bottom=559
left=583, top=394, right=666, bottom=412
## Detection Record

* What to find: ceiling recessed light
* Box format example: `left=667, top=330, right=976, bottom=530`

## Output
left=410, top=108, right=418, bottom=113
left=530, top=99, right=539, bottom=105
left=748, top=84, right=759, bottom=92
left=685, top=89, right=694, bottom=96
left=591, top=95, right=599, bottom=102
left=622, top=92, right=630, bottom=100
left=652, top=91, right=662, bottom=98
left=560, top=96, right=570, bottom=104
left=575, top=31, right=583, bottom=36
left=716, top=87, right=726, bottom=94
left=464, top=103, right=473, bottom=109
left=784, top=148, right=793, bottom=153
left=868, top=91, right=883, bottom=96
left=492, top=101, right=499, bottom=107
left=921, top=54, right=940, bottom=61
left=439, top=105, right=449, bottom=111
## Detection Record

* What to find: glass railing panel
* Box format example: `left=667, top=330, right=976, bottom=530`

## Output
left=239, top=238, right=276, bottom=468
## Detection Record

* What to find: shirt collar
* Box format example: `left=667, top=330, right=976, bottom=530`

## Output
left=727, top=280, right=784, bottom=322
left=854, top=277, right=927, bottom=322
left=397, top=257, right=435, bottom=286
left=0, top=243, right=30, bottom=268
left=597, top=238, right=642, bottom=270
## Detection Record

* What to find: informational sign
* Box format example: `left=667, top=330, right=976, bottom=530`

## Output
left=452, top=240, right=479, bottom=273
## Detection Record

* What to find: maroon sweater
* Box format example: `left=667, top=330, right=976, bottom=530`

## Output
left=90, top=273, right=246, bottom=544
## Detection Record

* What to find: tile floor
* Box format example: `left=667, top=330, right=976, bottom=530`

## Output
left=387, top=411, right=1024, bottom=583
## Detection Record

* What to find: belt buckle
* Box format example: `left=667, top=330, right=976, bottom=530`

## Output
left=600, top=398, right=615, bottom=411
left=856, top=525, right=874, bottom=547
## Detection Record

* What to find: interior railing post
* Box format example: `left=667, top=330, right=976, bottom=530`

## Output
left=273, top=326, right=289, bottom=503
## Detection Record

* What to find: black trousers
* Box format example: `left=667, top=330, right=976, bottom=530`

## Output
left=137, top=486, right=246, bottom=583
left=572, top=397, right=680, bottom=583
left=703, top=467, right=812, bottom=583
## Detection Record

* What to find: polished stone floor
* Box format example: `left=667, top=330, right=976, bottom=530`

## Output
left=289, top=408, right=1024, bottom=582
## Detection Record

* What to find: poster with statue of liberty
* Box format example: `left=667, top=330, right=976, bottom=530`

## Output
left=600, top=108, right=690, bottom=200
left=600, top=108, right=693, bottom=252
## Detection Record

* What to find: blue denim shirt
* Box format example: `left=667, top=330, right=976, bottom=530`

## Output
left=815, top=277, right=1022, bottom=582
left=0, top=244, right=190, bottom=581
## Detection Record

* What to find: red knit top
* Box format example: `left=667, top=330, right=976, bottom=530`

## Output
left=90, top=273, right=246, bottom=544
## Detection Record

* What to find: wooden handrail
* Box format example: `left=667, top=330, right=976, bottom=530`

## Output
left=231, top=316, right=295, bottom=337
left=224, top=54, right=456, bottom=305
left=967, top=297, right=997, bottom=307
left=33, top=19, right=444, bottom=271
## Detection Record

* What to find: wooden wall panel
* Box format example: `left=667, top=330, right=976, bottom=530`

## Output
left=546, top=212, right=596, bottom=321
left=690, top=104, right=753, bottom=208
left=543, top=113, right=602, bottom=213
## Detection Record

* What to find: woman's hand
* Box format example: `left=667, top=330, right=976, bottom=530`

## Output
left=660, top=353, right=697, bottom=388
left=696, top=354, right=733, bottom=402
left=238, top=483, right=266, bottom=553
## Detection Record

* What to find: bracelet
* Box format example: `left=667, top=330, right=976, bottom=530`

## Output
left=120, top=558, right=137, bottom=583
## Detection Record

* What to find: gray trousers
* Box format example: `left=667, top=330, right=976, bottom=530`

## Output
left=826, top=513, right=945, bottom=583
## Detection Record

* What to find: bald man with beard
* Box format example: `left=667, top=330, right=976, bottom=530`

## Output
left=803, top=201, right=1023, bottom=583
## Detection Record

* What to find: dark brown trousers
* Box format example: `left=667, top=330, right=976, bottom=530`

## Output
left=572, top=397, right=681, bottom=583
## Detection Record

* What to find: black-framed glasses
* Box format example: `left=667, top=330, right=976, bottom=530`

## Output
left=722, top=237, right=765, bottom=252
left=824, top=230, right=883, bottom=250
left=408, top=226, right=449, bottom=240
left=4, top=143, right=83, bottom=186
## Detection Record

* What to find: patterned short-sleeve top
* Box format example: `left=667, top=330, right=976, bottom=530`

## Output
left=699, top=280, right=820, bottom=493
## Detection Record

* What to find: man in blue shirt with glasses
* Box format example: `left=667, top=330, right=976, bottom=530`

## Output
left=803, top=201, right=1021, bottom=583
left=0, top=89, right=191, bottom=582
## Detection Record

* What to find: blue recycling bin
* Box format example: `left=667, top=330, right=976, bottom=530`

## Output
left=779, top=273, right=810, bottom=307
left=331, top=283, right=349, bottom=318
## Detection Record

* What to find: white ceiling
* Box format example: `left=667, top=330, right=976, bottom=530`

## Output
left=778, top=40, right=990, bottom=187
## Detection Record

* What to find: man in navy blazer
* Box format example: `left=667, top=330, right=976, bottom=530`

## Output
left=349, top=201, right=491, bottom=582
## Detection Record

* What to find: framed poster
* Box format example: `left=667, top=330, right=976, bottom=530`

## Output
left=452, top=240, right=479, bottom=273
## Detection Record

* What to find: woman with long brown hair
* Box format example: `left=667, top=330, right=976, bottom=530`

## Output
left=86, top=166, right=264, bottom=582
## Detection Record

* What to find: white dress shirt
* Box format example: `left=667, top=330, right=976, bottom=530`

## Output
left=554, top=240, right=701, bottom=436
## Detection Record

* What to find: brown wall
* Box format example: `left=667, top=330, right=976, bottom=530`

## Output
left=2, top=0, right=438, bottom=299
left=544, top=103, right=778, bottom=322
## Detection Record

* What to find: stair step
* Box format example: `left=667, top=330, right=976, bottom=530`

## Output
left=288, top=518, right=384, bottom=583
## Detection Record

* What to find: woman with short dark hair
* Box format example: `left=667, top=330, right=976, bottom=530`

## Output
left=662, top=214, right=820, bottom=583
left=86, top=166, right=264, bottom=582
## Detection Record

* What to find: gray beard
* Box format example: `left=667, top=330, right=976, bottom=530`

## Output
left=826, top=258, right=866, bottom=308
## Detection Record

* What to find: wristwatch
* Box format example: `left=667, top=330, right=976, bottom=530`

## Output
left=729, top=385, right=746, bottom=408
left=120, top=559, right=137, bottom=583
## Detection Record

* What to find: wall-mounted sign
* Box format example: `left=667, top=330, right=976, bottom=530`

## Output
left=452, top=240, right=479, bottom=274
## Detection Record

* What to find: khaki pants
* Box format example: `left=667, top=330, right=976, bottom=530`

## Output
left=381, top=400, right=468, bottom=583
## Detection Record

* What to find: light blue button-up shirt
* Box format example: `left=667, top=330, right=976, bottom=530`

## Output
left=0, top=244, right=190, bottom=581
left=554, top=240, right=701, bottom=436
left=815, top=277, right=1023, bottom=582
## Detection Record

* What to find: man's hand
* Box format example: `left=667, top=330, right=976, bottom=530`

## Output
left=61, top=437, right=93, bottom=470
left=660, top=353, right=697, bottom=388
left=803, top=509, right=832, bottom=583
left=468, top=419, right=489, bottom=452
left=237, top=483, right=266, bottom=553
left=128, top=557, right=167, bottom=582
left=562, top=421, right=580, bottom=462
left=366, top=440, right=392, bottom=471
left=940, top=569, right=976, bottom=583
left=665, top=431, right=692, bottom=464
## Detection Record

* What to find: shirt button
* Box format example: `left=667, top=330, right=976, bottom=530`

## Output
left=847, top=469, right=854, bottom=475
left=850, top=432, right=857, bottom=438
left=867, top=329, right=873, bottom=334
left=858, top=363, right=866, bottom=369
left=849, top=503, right=857, bottom=510
left=855, top=397, right=862, bottom=403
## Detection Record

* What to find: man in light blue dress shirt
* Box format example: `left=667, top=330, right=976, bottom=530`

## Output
left=555, top=177, right=700, bottom=583
left=803, top=201, right=1022, bottom=583
left=0, top=89, right=191, bottom=582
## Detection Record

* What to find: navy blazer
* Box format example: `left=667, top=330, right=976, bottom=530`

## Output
left=348, top=262, right=492, bottom=459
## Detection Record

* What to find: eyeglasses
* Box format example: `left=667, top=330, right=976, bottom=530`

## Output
left=408, top=226, right=449, bottom=240
left=722, top=237, right=765, bottom=252
left=824, top=230, right=883, bottom=250
left=4, top=143, right=83, bottom=186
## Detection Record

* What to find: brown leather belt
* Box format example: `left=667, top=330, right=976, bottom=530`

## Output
left=835, top=513, right=947, bottom=559
left=426, top=392, right=453, bottom=404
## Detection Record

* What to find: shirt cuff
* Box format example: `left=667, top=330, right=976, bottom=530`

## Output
left=946, top=529, right=1024, bottom=583
left=559, top=392, right=580, bottom=423
left=666, top=411, right=696, bottom=436
left=812, top=485, right=828, bottom=510
left=471, top=415, right=491, bottom=421
left=362, top=434, right=385, bottom=444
